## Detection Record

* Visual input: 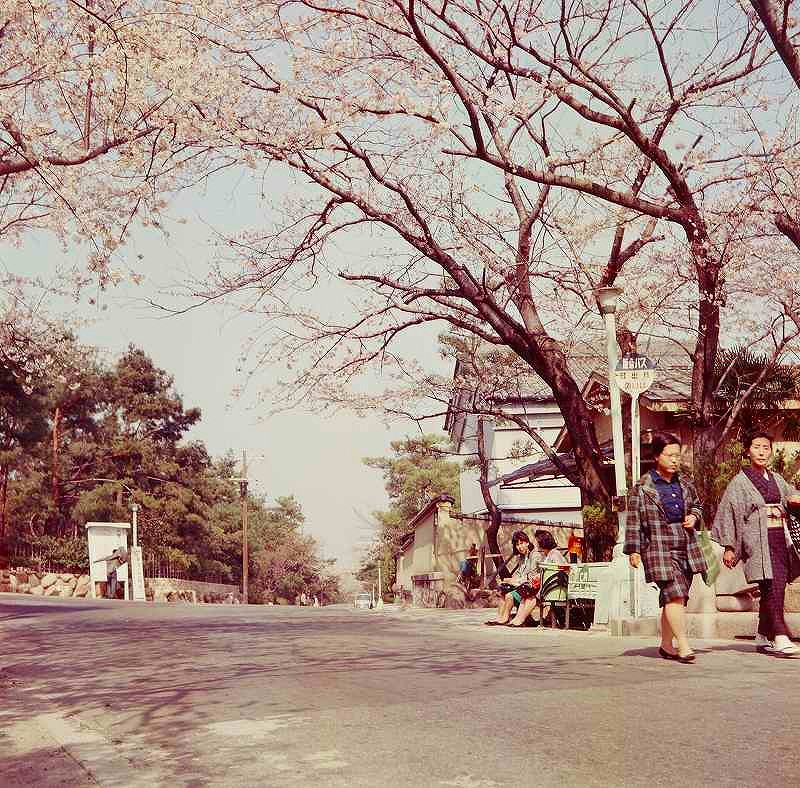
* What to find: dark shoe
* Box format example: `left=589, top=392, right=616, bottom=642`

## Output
left=676, top=652, right=696, bottom=663
left=484, top=620, right=508, bottom=626
left=658, top=647, right=678, bottom=661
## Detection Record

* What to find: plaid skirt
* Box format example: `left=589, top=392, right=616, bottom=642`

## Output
left=655, top=524, right=693, bottom=607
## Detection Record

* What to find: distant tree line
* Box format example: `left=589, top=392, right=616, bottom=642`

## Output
left=0, top=336, right=340, bottom=604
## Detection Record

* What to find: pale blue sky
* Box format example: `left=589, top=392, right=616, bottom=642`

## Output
left=1, top=172, right=450, bottom=570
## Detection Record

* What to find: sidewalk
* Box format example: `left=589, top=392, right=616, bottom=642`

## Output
left=1, top=670, right=97, bottom=787
left=373, top=603, right=612, bottom=634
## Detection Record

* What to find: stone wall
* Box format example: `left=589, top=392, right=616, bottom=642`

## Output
left=0, top=567, right=241, bottom=604
left=0, top=568, right=90, bottom=598
left=145, top=577, right=241, bottom=604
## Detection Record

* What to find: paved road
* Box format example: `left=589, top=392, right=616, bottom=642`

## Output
left=1, top=595, right=799, bottom=787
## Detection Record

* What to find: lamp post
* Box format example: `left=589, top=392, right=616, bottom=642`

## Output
left=594, top=286, right=627, bottom=537
left=376, top=561, right=384, bottom=610
left=594, top=286, right=636, bottom=621
left=130, top=502, right=140, bottom=548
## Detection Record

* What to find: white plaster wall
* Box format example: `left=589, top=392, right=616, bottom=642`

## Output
left=396, top=549, right=413, bottom=589
left=410, top=519, right=435, bottom=576
left=456, top=403, right=582, bottom=521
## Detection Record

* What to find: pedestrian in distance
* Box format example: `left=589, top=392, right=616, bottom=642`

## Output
left=567, top=527, right=584, bottom=564
left=712, top=432, right=800, bottom=658
left=624, top=431, right=706, bottom=663
left=485, top=531, right=541, bottom=626
left=458, top=543, right=479, bottom=588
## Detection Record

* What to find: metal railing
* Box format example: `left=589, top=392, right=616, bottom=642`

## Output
left=141, top=552, right=231, bottom=585
left=7, top=544, right=87, bottom=574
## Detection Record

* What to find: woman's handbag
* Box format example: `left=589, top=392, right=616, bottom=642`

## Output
left=697, top=520, right=721, bottom=587
left=786, top=503, right=800, bottom=555
left=499, top=578, right=541, bottom=598
left=499, top=582, right=516, bottom=595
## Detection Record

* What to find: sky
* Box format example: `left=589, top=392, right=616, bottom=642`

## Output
left=1, top=171, right=451, bottom=571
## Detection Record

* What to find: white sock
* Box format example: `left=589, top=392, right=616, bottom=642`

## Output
left=755, top=633, right=772, bottom=646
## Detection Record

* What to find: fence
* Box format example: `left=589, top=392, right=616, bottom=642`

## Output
left=4, top=543, right=232, bottom=586
left=7, top=543, right=87, bottom=574
left=141, top=551, right=232, bottom=585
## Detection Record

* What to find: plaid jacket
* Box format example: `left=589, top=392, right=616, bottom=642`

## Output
left=623, top=472, right=706, bottom=583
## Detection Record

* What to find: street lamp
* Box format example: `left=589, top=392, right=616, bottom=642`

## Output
left=595, top=286, right=637, bottom=620
left=594, top=287, right=627, bottom=541
left=130, top=502, right=140, bottom=547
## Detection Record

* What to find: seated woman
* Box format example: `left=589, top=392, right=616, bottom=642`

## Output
left=507, top=530, right=567, bottom=627
left=485, top=531, right=540, bottom=625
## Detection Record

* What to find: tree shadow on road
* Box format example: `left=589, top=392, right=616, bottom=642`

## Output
left=2, top=602, right=729, bottom=786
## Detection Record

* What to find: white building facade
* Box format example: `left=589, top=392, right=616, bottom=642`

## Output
left=446, top=396, right=584, bottom=524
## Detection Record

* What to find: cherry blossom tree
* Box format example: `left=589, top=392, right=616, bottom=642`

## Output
left=0, top=0, right=233, bottom=277
left=171, top=0, right=800, bottom=503
left=7, top=1, right=800, bottom=507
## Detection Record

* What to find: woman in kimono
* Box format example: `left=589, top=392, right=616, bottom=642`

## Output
left=713, top=432, right=800, bottom=658
left=624, top=432, right=706, bottom=663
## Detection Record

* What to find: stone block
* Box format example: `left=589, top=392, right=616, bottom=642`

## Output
left=59, top=573, right=74, bottom=583
left=687, top=573, right=717, bottom=613
left=785, top=583, right=800, bottom=613
left=28, top=574, right=40, bottom=587
left=8, top=574, right=18, bottom=593
left=58, top=585, right=74, bottom=597
left=30, top=585, right=44, bottom=595
left=15, top=571, right=28, bottom=584
left=608, top=616, right=659, bottom=637
left=73, top=583, right=88, bottom=598
left=17, top=583, right=29, bottom=594
left=716, top=594, right=755, bottom=612
left=714, top=554, right=755, bottom=596
left=41, top=573, right=58, bottom=589
left=44, top=584, right=61, bottom=596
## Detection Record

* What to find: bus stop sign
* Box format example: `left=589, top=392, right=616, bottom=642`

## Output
left=613, top=354, right=656, bottom=395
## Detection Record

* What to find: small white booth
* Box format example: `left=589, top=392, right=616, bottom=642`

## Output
left=86, top=522, right=131, bottom=600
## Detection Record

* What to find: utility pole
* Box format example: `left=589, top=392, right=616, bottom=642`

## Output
left=240, top=449, right=249, bottom=604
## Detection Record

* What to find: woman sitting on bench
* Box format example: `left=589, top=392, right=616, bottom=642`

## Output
left=507, top=530, right=567, bottom=628
left=485, top=531, right=540, bottom=626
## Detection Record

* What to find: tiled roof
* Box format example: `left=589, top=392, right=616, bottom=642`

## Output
left=490, top=334, right=693, bottom=403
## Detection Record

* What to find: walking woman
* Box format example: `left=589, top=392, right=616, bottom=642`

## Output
left=713, top=432, right=800, bottom=658
left=624, top=432, right=706, bottom=663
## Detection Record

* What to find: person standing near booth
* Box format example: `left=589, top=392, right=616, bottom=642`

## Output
left=624, top=431, right=706, bottom=663
left=93, top=546, right=129, bottom=599
left=713, top=432, right=800, bottom=658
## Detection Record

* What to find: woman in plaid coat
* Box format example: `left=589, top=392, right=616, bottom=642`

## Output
left=624, top=432, right=706, bottom=663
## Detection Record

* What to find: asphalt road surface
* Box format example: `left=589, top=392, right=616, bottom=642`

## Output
left=2, top=595, right=799, bottom=787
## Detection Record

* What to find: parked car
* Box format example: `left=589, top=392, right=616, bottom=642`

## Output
left=354, top=592, right=372, bottom=609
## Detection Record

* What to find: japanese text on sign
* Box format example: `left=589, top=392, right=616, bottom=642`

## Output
left=613, top=354, right=656, bottom=395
